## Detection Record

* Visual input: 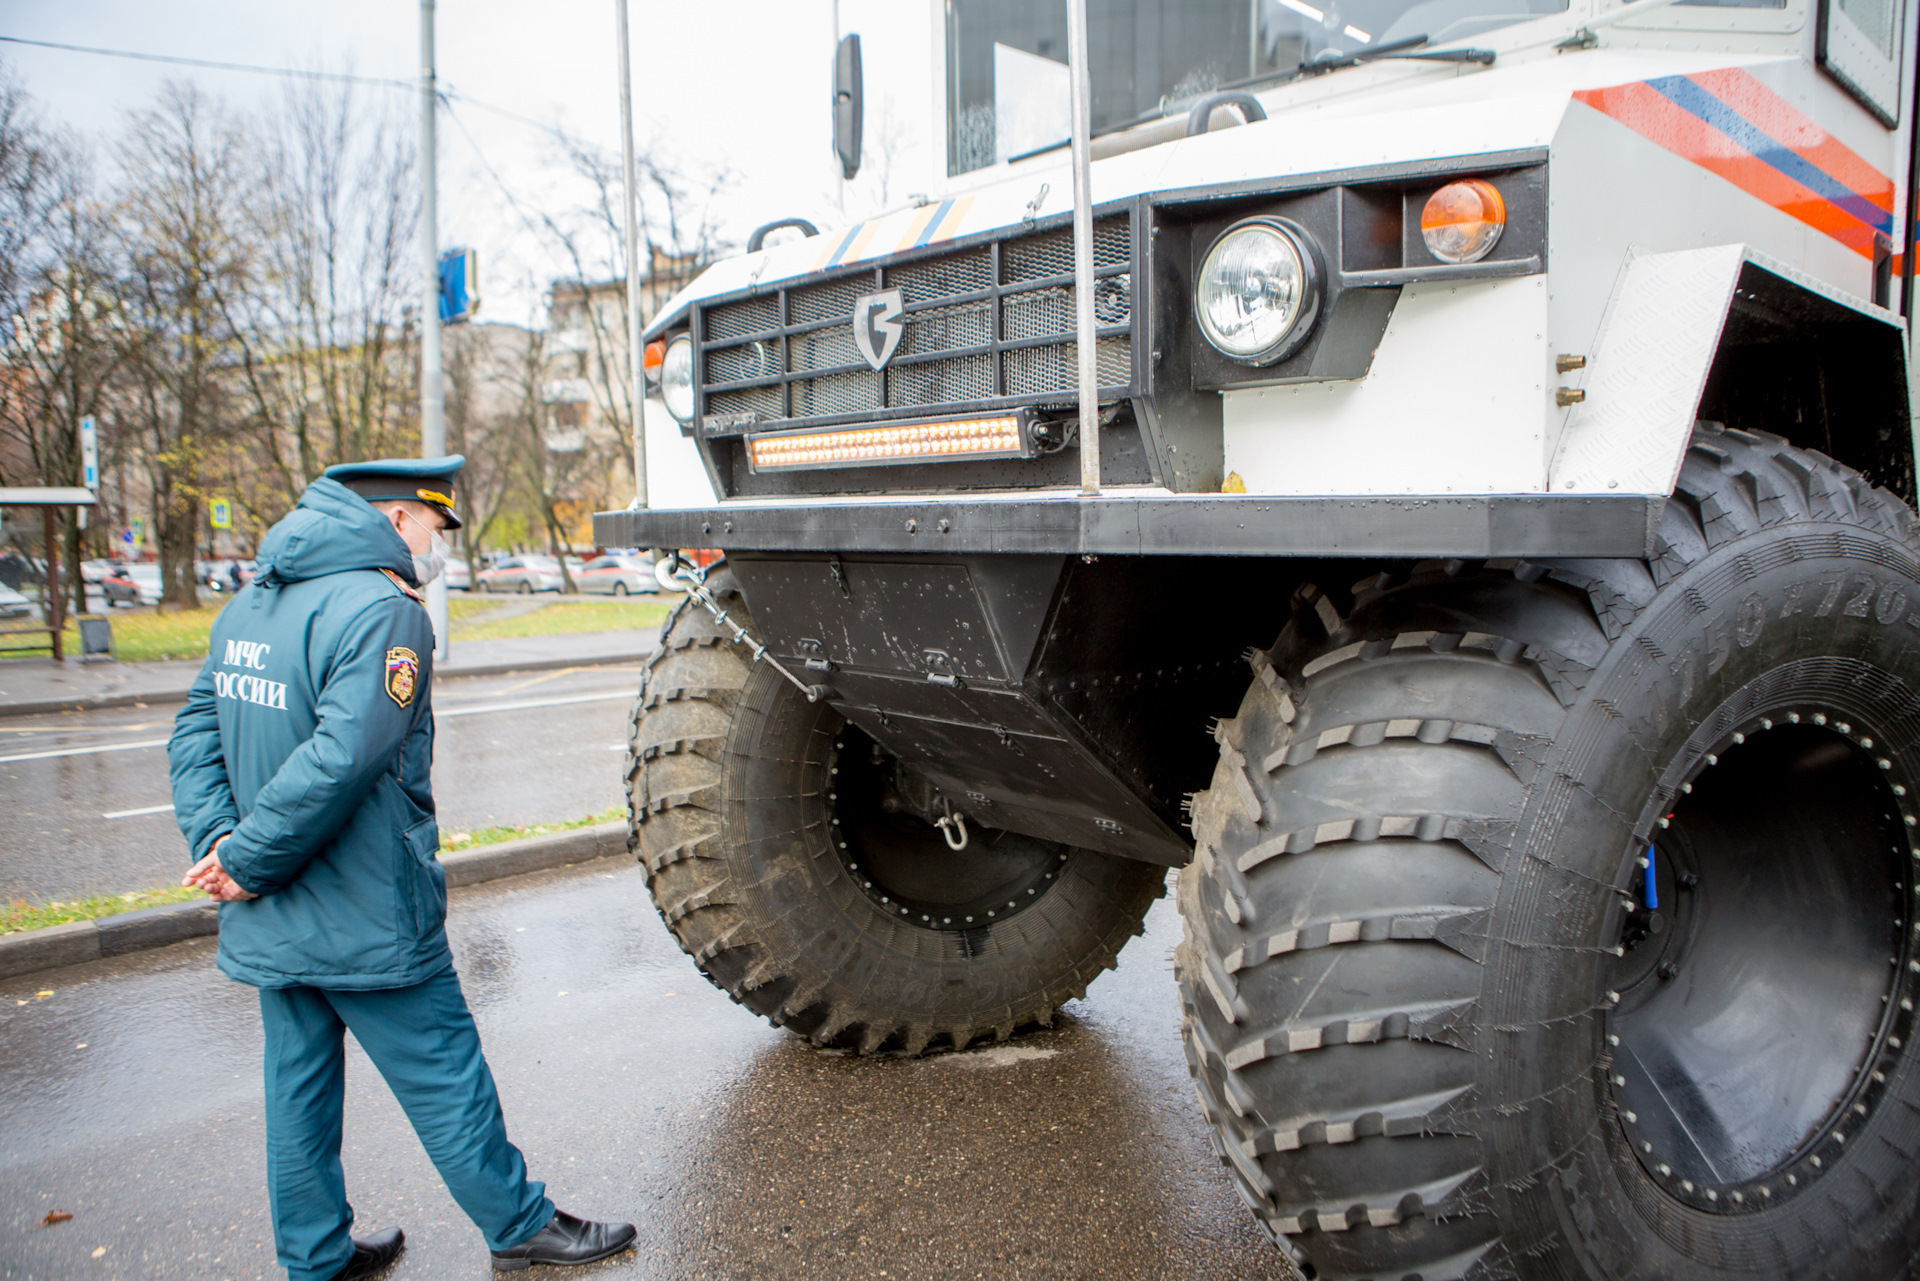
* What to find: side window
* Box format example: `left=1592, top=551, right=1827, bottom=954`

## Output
left=1676, top=0, right=1786, bottom=8
left=1819, top=0, right=1907, bottom=125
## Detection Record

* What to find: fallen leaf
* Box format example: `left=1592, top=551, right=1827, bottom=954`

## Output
left=91, top=1246, right=106, bottom=1258
left=35, top=990, right=52, bottom=999
left=557, top=991, right=569, bottom=997
left=74, top=1042, right=87, bottom=1049
left=15, top=1000, right=24, bottom=1006
left=39, top=1211, right=72, bottom=1226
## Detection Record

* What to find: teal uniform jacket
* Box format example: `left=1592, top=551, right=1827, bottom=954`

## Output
left=168, top=478, right=450, bottom=990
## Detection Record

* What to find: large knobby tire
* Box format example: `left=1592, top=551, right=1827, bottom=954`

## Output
left=1180, top=425, right=1920, bottom=1280
left=627, top=567, right=1164, bottom=1055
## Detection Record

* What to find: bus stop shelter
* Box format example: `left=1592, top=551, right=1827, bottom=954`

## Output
left=0, top=486, right=96, bottom=661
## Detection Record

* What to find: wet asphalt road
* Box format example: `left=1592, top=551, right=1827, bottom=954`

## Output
left=0, top=859, right=1297, bottom=1281
left=0, top=665, right=645, bottom=903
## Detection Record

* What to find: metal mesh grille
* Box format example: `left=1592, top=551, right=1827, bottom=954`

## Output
left=788, top=325, right=859, bottom=374
left=790, top=275, right=872, bottom=325
left=1003, top=336, right=1131, bottom=398
left=791, top=370, right=880, bottom=417
left=705, top=296, right=778, bottom=341
left=1003, top=219, right=1130, bottom=284
left=887, top=354, right=994, bottom=408
left=708, top=384, right=784, bottom=419
left=902, top=301, right=992, bottom=356
left=1001, top=277, right=1131, bottom=342
left=893, top=248, right=991, bottom=304
left=696, top=213, right=1133, bottom=431
left=706, top=341, right=778, bottom=384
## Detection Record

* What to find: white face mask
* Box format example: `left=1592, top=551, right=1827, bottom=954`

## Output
left=400, top=509, right=450, bottom=586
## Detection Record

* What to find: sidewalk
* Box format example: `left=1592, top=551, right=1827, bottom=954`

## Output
left=0, top=628, right=658, bottom=718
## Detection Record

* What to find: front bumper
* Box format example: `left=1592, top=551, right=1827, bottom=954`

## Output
left=595, top=491, right=1660, bottom=559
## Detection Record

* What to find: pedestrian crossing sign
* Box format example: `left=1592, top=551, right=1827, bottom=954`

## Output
left=210, top=500, right=232, bottom=530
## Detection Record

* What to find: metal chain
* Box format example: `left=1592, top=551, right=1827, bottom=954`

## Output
left=664, top=555, right=825, bottom=703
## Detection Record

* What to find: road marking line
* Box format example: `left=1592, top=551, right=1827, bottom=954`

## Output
left=436, top=690, right=632, bottom=718
left=0, top=737, right=170, bottom=764
left=102, top=802, right=176, bottom=820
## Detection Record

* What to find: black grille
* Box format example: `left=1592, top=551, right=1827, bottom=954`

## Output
left=695, top=214, right=1134, bottom=434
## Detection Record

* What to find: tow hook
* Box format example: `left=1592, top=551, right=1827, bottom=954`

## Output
left=936, top=810, right=970, bottom=851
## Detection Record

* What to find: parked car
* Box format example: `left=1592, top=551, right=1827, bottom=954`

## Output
left=575, top=553, right=661, bottom=596
left=475, top=555, right=565, bottom=594
left=79, top=559, right=117, bottom=585
left=0, top=582, right=31, bottom=620
left=100, top=564, right=139, bottom=607
left=102, top=563, right=161, bottom=607
left=444, top=557, right=471, bottom=591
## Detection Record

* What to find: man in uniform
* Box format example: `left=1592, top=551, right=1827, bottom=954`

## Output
left=168, top=457, right=636, bottom=1280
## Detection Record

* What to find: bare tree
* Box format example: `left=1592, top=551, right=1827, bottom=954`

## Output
left=0, top=69, right=124, bottom=616
left=113, top=83, right=256, bottom=609
left=224, top=77, right=419, bottom=520
left=442, top=319, right=530, bottom=572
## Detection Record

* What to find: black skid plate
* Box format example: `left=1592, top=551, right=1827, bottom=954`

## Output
left=728, top=553, right=1295, bottom=865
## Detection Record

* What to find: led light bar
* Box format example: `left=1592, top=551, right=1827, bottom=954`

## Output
left=746, top=413, right=1032, bottom=472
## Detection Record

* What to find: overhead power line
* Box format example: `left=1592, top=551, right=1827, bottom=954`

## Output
left=0, top=34, right=576, bottom=143
left=0, top=34, right=414, bottom=89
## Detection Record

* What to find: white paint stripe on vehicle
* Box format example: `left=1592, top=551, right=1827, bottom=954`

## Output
left=102, top=802, right=177, bottom=819
left=0, top=737, right=170, bottom=764
left=436, top=690, right=633, bottom=718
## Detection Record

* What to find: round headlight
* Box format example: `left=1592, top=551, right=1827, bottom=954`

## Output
left=660, top=335, right=695, bottom=423
left=1195, top=218, right=1321, bottom=366
left=1421, top=179, right=1506, bottom=265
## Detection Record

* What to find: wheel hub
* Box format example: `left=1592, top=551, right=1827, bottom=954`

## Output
left=1609, top=710, right=1916, bottom=1213
left=828, top=726, right=1066, bottom=932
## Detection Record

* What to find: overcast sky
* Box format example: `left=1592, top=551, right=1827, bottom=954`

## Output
left=0, top=0, right=938, bottom=324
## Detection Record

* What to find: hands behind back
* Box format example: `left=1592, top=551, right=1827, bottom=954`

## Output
left=184, top=836, right=258, bottom=902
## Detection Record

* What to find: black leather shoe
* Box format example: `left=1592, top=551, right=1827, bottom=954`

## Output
left=329, top=1227, right=405, bottom=1281
left=490, top=1209, right=637, bottom=1270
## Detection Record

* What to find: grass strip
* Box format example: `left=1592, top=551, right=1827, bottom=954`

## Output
left=449, top=599, right=670, bottom=642
left=0, top=594, right=675, bottom=664
left=1, top=806, right=629, bottom=934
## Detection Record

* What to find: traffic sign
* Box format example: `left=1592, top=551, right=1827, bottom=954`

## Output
left=439, top=248, right=479, bottom=324
left=209, top=499, right=232, bottom=530
left=79, top=416, right=97, bottom=489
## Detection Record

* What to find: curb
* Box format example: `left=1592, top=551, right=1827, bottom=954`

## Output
left=0, top=821, right=632, bottom=982
left=0, top=651, right=651, bottom=720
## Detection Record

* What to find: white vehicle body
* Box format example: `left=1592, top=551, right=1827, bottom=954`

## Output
left=624, top=0, right=1915, bottom=522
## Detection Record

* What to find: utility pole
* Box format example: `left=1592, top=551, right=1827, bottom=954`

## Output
left=420, top=0, right=450, bottom=659
left=617, top=0, right=649, bottom=510
left=832, top=0, right=844, bottom=215
left=1067, top=0, right=1099, bottom=496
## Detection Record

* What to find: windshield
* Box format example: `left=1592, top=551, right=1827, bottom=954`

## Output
left=944, top=0, right=1567, bottom=175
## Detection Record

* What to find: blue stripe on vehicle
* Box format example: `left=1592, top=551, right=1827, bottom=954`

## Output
left=1646, top=75, right=1893, bottom=237
left=911, top=200, right=956, bottom=249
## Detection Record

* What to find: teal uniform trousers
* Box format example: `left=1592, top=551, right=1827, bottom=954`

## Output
left=260, top=971, right=553, bottom=1281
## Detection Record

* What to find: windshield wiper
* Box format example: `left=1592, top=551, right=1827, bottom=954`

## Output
left=1297, top=33, right=1495, bottom=75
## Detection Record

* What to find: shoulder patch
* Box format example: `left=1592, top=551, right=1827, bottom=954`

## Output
left=379, top=567, right=425, bottom=602
left=385, top=647, right=420, bottom=707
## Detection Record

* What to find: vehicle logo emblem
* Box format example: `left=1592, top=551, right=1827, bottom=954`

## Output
left=852, top=289, right=905, bottom=371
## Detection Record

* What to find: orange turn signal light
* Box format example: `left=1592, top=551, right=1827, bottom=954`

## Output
left=1421, top=179, right=1506, bottom=265
left=643, top=339, right=667, bottom=375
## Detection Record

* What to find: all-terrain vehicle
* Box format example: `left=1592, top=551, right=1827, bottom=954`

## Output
left=600, top=0, right=1920, bottom=1275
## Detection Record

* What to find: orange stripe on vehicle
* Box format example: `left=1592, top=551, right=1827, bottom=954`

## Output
left=1574, top=81, right=1883, bottom=258
left=894, top=203, right=942, bottom=253
left=926, top=196, right=975, bottom=245
left=840, top=219, right=884, bottom=266
left=1687, top=68, right=1894, bottom=215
